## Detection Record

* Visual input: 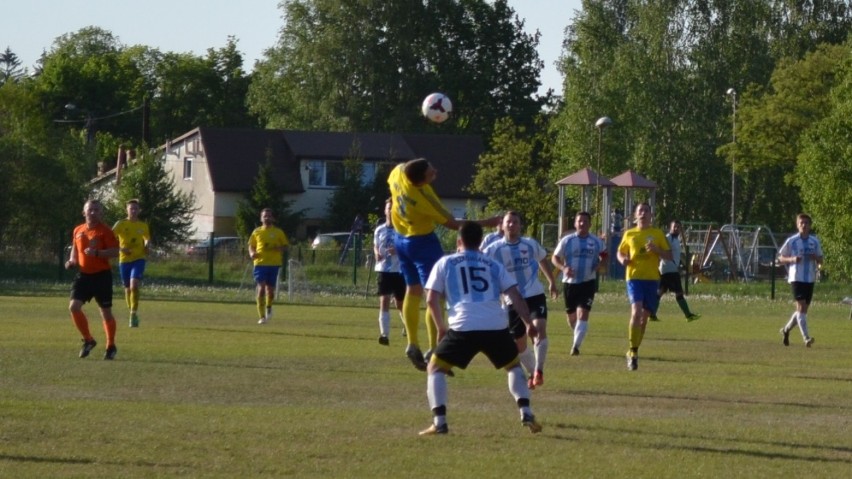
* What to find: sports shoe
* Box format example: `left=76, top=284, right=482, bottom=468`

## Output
left=805, top=337, right=814, bottom=348
left=266, top=308, right=273, bottom=321
left=649, top=314, right=660, bottom=322
left=79, top=339, right=97, bottom=358
left=258, top=316, right=268, bottom=325
left=780, top=328, right=789, bottom=346
left=571, top=347, right=580, bottom=356
left=626, top=351, right=638, bottom=371
left=104, top=345, right=117, bottom=360
left=418, top=423, right=448, bottom=435
left=532, top=370, right=543, bottom=387
left=405, top=345, right=427, bottom=371
left=521, top=414, right=542, bottom=434
left=378, top=336, right=389, bottom=346
left=129, top=312, right=139, bottom=328
left=686, top=313, right=701, bottom=322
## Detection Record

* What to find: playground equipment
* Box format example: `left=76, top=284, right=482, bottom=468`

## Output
left=682, top=223, right=784, bottom=282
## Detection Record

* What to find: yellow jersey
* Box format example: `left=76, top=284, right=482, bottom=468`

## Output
left=387, top=163, right=453, bottom=237
left=249, top=226, right=289, bottom=266
left=617, top=226, right=670, bottom=280
left=112, top=219, right=150, bottom=263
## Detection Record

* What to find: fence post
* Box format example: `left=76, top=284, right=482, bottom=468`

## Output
left=207, top=232, right=215, bottom=284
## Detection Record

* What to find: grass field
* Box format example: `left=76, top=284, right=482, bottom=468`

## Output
left=1, top=291, right=851, bottom=478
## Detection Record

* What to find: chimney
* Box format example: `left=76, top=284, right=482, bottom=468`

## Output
left=115, top=145, right=125, bottom=186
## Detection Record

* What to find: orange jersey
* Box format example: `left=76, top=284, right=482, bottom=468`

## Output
left=72, top=222, right=119, bottom=274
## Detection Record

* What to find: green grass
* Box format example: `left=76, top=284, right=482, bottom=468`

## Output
left=1, top=292, right=851, bottom=478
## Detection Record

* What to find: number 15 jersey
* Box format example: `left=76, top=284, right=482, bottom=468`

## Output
left=425, top=250, right=517, bottom=332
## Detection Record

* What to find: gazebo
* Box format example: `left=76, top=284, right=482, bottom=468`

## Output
left=555, top=167, right=616, bottom=238
left=609, top=169, right=657, bottom=232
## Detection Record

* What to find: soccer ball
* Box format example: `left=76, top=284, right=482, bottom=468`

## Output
left=421, top=93, right=453, bottom=123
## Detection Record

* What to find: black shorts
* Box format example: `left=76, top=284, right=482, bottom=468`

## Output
left=70, top=270, right=114, bottom=308
left=659, top=272, right=684, bottom=295
left=433, top=328, right=518, bottom=370
left=791, top=282, right=815, bottom=305
left=507, top=294, right=548, bottom=339
left=563, top=280, right=596, bottom=314
left=376, top=272, right=406, bottom=302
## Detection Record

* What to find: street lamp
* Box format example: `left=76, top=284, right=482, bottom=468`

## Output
left=726, top=88, right=737, bottom=226
left=595, top=116, right=612, bottom=232
left=64, top=103, right=95, bottom=144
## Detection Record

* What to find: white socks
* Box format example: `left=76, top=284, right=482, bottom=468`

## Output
left=534, top=338, right=548, bottom=372
left=573, top=320, right=588, bottom=350
left=378, top=311, right=390, bottom=337
left=519, top=348, right=535, bottom=376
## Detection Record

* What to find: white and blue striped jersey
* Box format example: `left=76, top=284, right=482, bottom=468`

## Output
left=425, top=250, right=517, bottom=332
left=553, top=232, right=605, bottom=284
left=481, top=231, right=503, bottom=249
left=659, top=233, right=682, bottom=274
left=778, top=233, right=823, bottom=283
left=482, top=237, right=547, bottom=302
left=373, top=222, right=400, bottom=273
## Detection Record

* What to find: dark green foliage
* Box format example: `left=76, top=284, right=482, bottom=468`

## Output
left=109, top=150, right=197, bottom=249
left=235, top=156, right=304, bottom=239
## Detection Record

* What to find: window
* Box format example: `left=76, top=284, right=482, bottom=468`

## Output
left=183, top=157, right=193, bottom=180
left=306, top=160, right=350, bottom=188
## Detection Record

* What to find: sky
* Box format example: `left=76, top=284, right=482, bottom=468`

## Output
left=2, top=0, right=582, bottom=96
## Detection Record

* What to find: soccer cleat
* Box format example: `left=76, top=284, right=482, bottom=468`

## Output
left=521, top=414, right=542, bottom=434
left=104, top=345, right=117, bottom=360
left=79, top=339, right=97, bottom=358
left=532, top=370, right=544, bottom=387
left=405, top=345, right=427, bottom=371
left=418, top=423, right=448, bottom=435
left=805, top=337, right=814, bottom=348
left=649, top=314, right=660, bottom=322
left=378, top=336, right=389, bottom=346
left=626, top=351, right=638, bottom=371
left=571, top=347, right=580, bottom=356
left=129, top=312, right=139, bottom=328
left=258, top=316, right=268, bottom=325
left=266, top=308, right=273, bottom=321
left=686, top=313, right=701, bottom=322
left=780, top=328, right=789, bottom=346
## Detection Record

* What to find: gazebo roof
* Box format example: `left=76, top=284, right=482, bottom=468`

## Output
left=555, top=167, right=616, bottom=187
left=610, top=169, right=657, bottom=188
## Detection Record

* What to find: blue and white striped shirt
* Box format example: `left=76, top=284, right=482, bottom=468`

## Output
left=373, top=222, right=400, bottom=273
left=553, top=232, right=605, bottom=284
left=778, top=233, right=823, bottom=283
left=425, top=250, right=515, bottom=331
left=482, top=237, right=547, bottom=302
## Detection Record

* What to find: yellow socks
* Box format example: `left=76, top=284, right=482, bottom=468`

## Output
left=402, top=294, right=422, bottom=347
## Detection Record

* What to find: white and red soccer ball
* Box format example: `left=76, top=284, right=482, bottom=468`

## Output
left=421, top=92, right=453, bottom=123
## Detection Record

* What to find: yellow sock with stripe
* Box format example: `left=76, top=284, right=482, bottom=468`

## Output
left=129, top=289, right=139, bottom=312
left=629, top=325, right=643, bottom=350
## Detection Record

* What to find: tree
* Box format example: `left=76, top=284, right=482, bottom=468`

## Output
left=248, top=0, right=545, bottom=138
left=717, top=43, right=847, bottom=229
left=469, top=116, right=557, bottom=236
left=0, top=80, right=92, bottom=251
left=324, top=156, right=382, bottom=231
left=0, top=47, right=26, bottom=85
left=796, top=49, right=852, bottom=279
left=235, top=155, right=304, bottom=239
left=109, top=150, right=198, bottom=249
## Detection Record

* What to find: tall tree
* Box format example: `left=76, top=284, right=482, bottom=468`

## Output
left=0, top=47, right=26, bottom=85
left=718, top=43, right=847, bottom=229
left=248, top=0, right=545, bottom=138
left=469, top=116, right=557, bottom=236
left=235, top=156, right=304, bottom=239
left=795, top=47, right=852, bottom=279
left=109, top=150, right=198, bottom=249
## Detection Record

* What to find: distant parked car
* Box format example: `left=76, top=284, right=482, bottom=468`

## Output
left=186, top=236, right=242, bottom=256
left=311, top=232, right=353, bottom=250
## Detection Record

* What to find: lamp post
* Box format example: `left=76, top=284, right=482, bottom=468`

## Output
left=595, top=116, right=612, bottom=233
left=726, top=88, right=737, bottom=226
